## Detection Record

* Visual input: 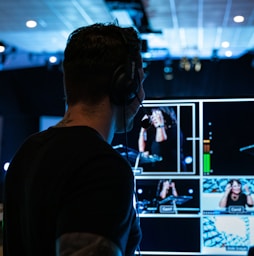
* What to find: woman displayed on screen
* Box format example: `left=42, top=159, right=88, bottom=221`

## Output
left=138, top=107, right=187, bottom=172
left=156, top=179, right=178, bottom=200
left=219, top=179, right=254, bottom=209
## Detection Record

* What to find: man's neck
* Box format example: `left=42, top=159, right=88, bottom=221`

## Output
left=56, top=100, right=115, bottom=143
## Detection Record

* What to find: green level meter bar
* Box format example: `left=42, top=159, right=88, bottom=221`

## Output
left=203, top=153, right=211, bottom=174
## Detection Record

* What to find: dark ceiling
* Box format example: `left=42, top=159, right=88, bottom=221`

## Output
left=0, top=0, right=253, bottom=70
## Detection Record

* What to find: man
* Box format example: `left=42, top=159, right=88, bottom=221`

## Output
left=3, top=23, right=145, bottom=256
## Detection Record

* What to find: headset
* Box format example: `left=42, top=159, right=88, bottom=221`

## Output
left=109, top=28, right=141, bottom=106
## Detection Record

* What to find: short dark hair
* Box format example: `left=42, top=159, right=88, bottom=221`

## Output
left=63, top=23, right=142, bottom=105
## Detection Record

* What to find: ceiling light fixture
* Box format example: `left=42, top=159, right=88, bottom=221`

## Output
left=233, top=15, right=244, bottom=23
left=225, top=50, right=232, bottom=57
left=0, top=42, right=5, bottom=53
left=48, top=56, right=58, bottom=64
left=192, top=57, right=202, bottom=72
left=26, top=20, right=37, bottom=28
left=221, top=41, right=230, bottom=48
left=46, top=53, right=63, bottom=71
left=179, top=57, right=191, bottom=71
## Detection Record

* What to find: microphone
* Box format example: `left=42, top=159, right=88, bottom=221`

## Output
left=135, top=93, right=152, bottom=129
left=141, top=115, right=152, bottom=129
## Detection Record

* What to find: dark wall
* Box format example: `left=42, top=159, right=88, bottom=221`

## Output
left=0, top=66, right=65, bottom=166
left=0, top=53, right=254, bottom=166
left=144, top=53, right=254, bottom=99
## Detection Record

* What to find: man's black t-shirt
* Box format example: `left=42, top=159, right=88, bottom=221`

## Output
left=3, top=126, right=141, bottom=256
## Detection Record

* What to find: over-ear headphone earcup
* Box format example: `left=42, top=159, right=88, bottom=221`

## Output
left=110, top=64, right=139, bottom=105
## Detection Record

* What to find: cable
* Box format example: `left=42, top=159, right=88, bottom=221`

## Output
left=122, top=104, right=129, bottom=162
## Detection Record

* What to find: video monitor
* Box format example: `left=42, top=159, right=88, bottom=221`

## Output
left=202, top=177, right=254, bottom=215
left=135, top=176, right=200, bottom=215
left=203, top=100, right=254, bottom=176
left=139, top=216, right=201, bottom=254
left=112, top=100, right=200, bottom=175
left=202, top=215, right=254, bottom=255
left=201, top=176, right=254, bottom=255
left=127, top=98, right=254, bottom=256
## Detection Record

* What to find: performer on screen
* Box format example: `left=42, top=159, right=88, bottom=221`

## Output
left=219, top=179, right=254, bottom=209
left=138, top=107, right=187, bottom=171
left=156, top=179, right=178, bottom=200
